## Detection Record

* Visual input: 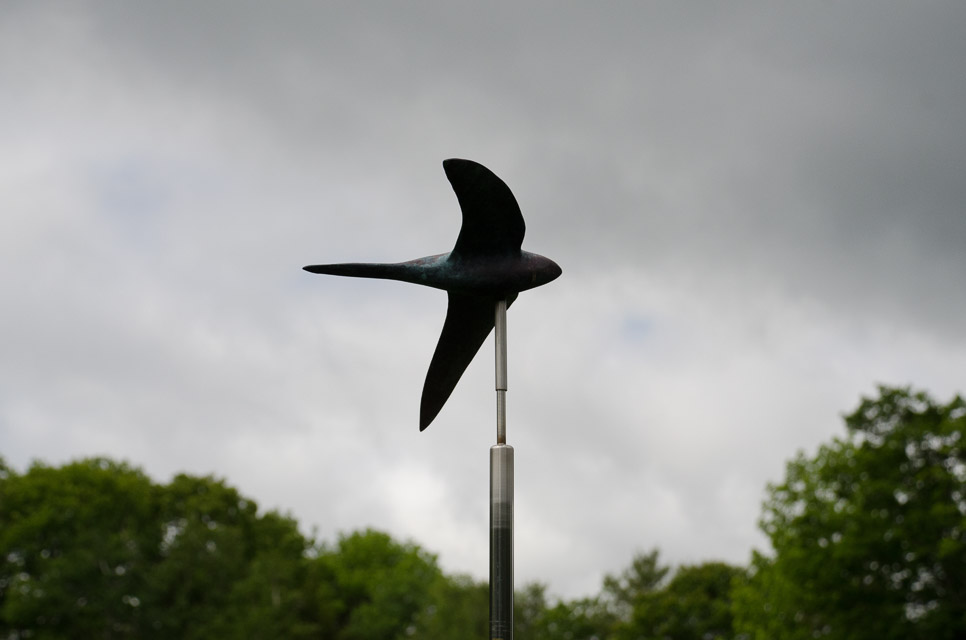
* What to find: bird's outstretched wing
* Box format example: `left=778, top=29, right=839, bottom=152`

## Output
left=444, top=159, right=525, bottom=259
left=420, top=291, right=516, bottom=430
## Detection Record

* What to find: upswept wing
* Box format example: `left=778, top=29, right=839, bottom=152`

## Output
left=444, top=158, right=525, bottom=259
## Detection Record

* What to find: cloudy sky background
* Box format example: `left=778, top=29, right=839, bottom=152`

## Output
left=3, top=1, right=965, bottom=598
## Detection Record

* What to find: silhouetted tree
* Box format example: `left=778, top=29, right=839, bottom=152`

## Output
left=734, top=386, right=966, bottom=639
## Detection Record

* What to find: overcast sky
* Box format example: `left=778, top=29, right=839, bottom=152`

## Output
left=3, top=1, right=965, bottom=598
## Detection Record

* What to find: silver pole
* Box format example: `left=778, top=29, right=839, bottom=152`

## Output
left=495, top=298, right=508, bottom=445
left=490, top=298, right=513, bottom=640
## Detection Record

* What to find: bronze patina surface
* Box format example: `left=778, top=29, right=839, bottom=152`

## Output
left=304, top=158, right=561, bottom=430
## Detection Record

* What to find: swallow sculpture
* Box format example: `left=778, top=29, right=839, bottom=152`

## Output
left=304, top=158, right=561, bottom=430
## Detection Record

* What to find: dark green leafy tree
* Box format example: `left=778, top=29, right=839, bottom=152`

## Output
left=511, top=553, right=739, bottom=640
left=617, top=562, right=743, bottom=640
left=534, top=594, right=614, bottom=640
left=145, top=473, right=319, bottom=637
left=0, top=458, right=161, bottom=638
left=513, top=581, right=552, bottom=639
left=733, top=386, right=966, bottom=640
left=602, top=549, right=669, bottom=622
left=312, top=528, right=441, bottom=640
left=412, top=573, right=488, bottom=639
left=417, top=576, right=614, bottom=640
left=146, top=473, right=259, bottom=636
left=511, top=552, right=672, bottom=640
left=0, top=459, right=318, bottom=639
left=215, top=511, right=323, bottom=638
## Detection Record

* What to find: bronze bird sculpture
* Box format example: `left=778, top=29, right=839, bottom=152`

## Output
left=304, top=158, right=561, bottom=430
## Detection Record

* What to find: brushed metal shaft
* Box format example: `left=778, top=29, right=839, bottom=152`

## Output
left=495, top=298, right=508, bottom=444
left=490, top=443, right=514, bottom=640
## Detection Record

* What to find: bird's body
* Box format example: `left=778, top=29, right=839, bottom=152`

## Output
left=305, top=250, right=560, bottom=297
left=304, top=158, right=561, bottom=430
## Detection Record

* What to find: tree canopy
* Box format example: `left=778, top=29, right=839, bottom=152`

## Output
left=2, top=385, right=963, bottom=638
left=0, top=458, right=321, bottom=638
left=734, top=386, right=966, bottom=639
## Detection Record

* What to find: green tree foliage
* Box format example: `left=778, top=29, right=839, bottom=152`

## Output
left=508, top=552, right=739, bottom=640
left=0, top=453, right=744, bottom=639
left=213, top=510, right=322, bottom=638
left=150, top=475, right=319, bottom=638
left=532, top=593, right=614, bottom=640
left=412, top=573, right=489, bottom=639
left=0, top=459, right=318, bottom=638
left=507, top=581, right=612, bottom=640
left=10, top=386, right=957, bottom=639
left=514, top=581, right=552, bottom=638
left=617, top=562, right=743, bottom=640
left=312, top=528, right=441, bottom=640
left=602, top=549, right=669, bottom=622
left=734, top=386, right=966, bottom=640
left=0, top=458, right=161, bottom=638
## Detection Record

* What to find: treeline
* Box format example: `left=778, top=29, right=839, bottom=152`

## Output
left=1, top=386, right=964, bottom=639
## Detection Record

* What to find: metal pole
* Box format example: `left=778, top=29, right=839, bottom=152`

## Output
left=495, top=298, right=508, bottom=445
left=490, top=298, right=513, bottom=640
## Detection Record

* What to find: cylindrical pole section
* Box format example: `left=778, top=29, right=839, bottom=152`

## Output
left=490, top=297, right=513, bottom=639
left=490, top=443, right=513, bottom=640
left=495, top=298, right=507, bottom=445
